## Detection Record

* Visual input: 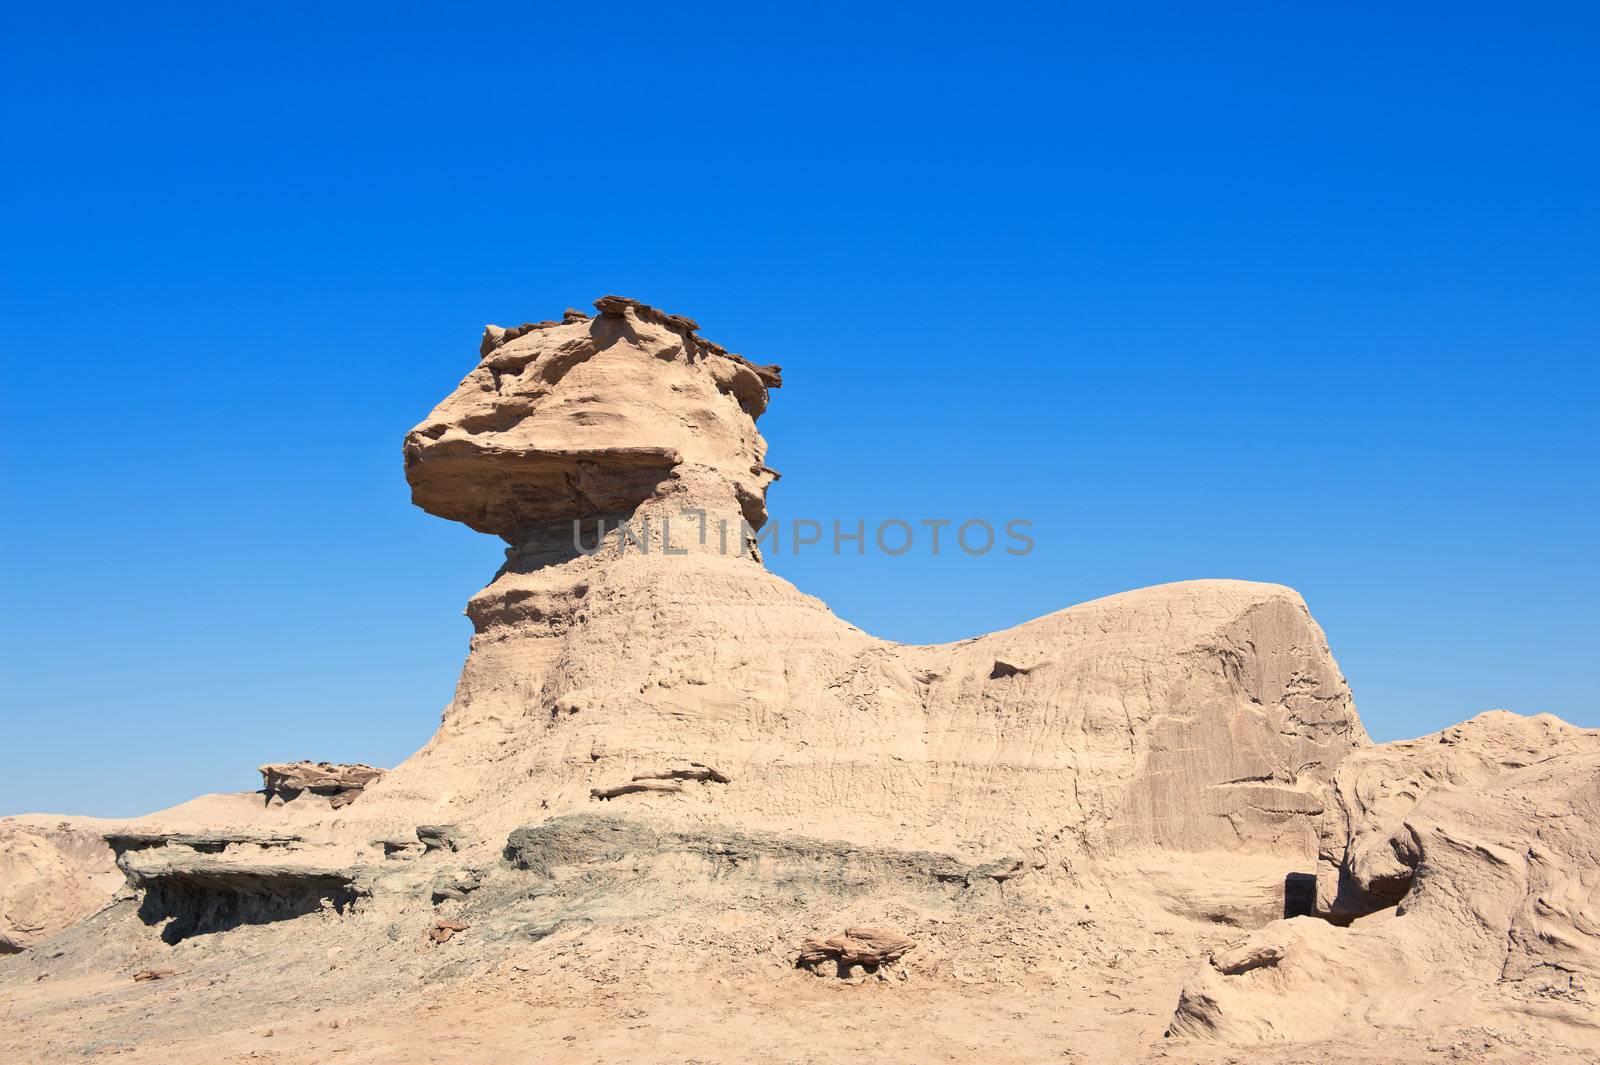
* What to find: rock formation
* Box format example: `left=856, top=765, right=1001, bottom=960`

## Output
left=0, top=817, right=120, bottom=952
left=797, top=925, right=916, bottom=974
left=0, top=832, right=108, bottom=953
left=1168, top=710, right=1600, bottom=1043
left=259, top=762, right=385, bottom=808
left=385, top=297, right=1367, bottom=871
left=1, top=297, right=1593, bottom=1065
left=404, top=295, right=781, bottom=548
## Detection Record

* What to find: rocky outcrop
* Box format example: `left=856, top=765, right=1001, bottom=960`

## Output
left=259, top=761, right=385, bottom=808
left=106, top=831, right=362, bottom=944
left=416, top=825, right=463, bottom=854
left=0, top=833, right=109, bottom=952
left=381, top=299, right=1369, bottom=870
left=907, top=580, right=1366, bottom=858
left=4, top=296, right=1595, bottom=1064
left=0, top=817, right=120, bottom=953
left=1168, top=711, right=1600, bottom=1043
left=427, top=918, right=469, bottom=944
left=502, top=813, right=1027, bottom=894
left=1, top=300, right=1372, bottom=966
left=1313, top=711, right=1586, bottom=920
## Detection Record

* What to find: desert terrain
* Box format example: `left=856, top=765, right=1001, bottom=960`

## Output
left=3, top=298, right=1594, bottom=1064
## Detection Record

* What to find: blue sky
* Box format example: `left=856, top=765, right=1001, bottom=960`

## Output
left=2, top=3, right=1596, bottom=816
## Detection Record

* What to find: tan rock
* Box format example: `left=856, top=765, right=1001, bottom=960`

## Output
left=10, top=298, right=1588, bottom=1064
left=798, top=925, right=916, bottom=970
left=404, top=295, right=783, bottom=545
left=384, top=299, right=1368, bottom=868
left=0, top=831, right=109, bottom=953
left=0, top=817, right=121, bottom=953
left=259, top=761, right=385, bottom=809
left=1168, top=710, right=1600, bottom=1043
left=428, top=919, right=469, bottom=944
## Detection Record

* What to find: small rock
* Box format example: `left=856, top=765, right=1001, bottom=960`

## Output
left=428, top=919, right=470, bottom=945
left=797, top=925, right=915, bottom=975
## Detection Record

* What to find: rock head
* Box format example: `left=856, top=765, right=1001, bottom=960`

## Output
left=403, top=296, right=783, bottom=547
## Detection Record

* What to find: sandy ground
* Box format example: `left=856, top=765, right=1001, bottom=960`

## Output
left=3, top=886, right=1587, bottom=1065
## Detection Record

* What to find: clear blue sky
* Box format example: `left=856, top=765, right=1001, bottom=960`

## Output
left=2, top=3, right=1595, bottom=817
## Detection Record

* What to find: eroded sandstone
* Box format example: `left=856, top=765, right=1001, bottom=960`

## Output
left=260, top=762, right=386, bottom=809
left=5, top=297, right=1591, bottom=1064
left=1168, top=711, right=1600, bottom=1043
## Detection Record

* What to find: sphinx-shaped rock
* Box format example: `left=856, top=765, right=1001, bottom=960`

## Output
left=1168, top=710, right=1600, bottom=1043
left=383, top=299, right=1368, bottom=876
left=10, top=296, right=1546, bottom=1064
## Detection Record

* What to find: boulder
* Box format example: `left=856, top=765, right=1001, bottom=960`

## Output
left=428, top=919, right=469, bottom=944
left=797, top=926, right=916, bottom=971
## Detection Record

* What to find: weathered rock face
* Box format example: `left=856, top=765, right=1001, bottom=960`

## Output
left=105, top=831, right=362, bottom=944
left=906, top=580, right=1365, bottom=858
left=1168, top=710, right=1600, bottom=1043
left=0, top=833, right=109, bottom=952
left=380, top=298, right=1368, bottom=873
left=1315, top=710, right=1590, bottom=920
left=259, top=762, right=385, bottom=809
left=403, top=296, right=782, bottom=548
left=0, top=818, right=121, bottom=953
